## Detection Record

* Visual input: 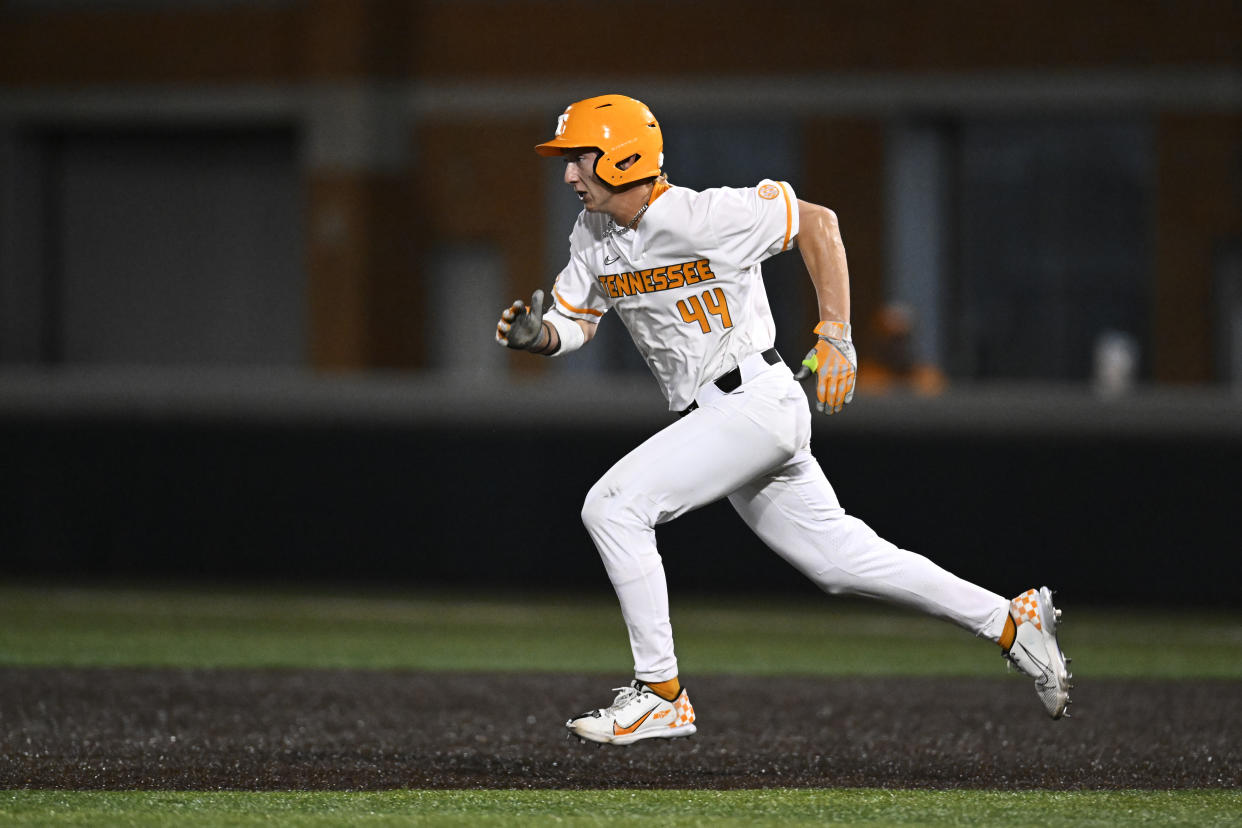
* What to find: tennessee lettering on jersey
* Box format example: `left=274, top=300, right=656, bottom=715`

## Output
left=597, top=259, right=717, bottom=299
left=552, top=178, right=797, bottom=410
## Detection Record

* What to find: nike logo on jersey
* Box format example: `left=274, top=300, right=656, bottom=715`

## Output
left=604, top=253, right=621, bottom=265
left=598, top=258, right=716, bottom=299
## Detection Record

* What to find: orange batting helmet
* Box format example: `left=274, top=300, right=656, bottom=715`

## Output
left=535, top=94, right=663, bottom=187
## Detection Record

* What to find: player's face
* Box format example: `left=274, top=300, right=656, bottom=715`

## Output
left=563, top=150, right=613, bottom=213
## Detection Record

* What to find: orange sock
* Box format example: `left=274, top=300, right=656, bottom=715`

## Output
left=645, top=677, right=681, bottom=701
left=998, top=614, right=1017, bottom=651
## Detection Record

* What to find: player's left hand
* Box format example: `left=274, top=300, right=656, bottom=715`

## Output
left=793, top=321, right=856, bottom=414
left=496, top=289, right=546, bottom=350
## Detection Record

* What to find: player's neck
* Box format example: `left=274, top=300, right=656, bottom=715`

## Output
left=606, top=181, right=655, bottom=230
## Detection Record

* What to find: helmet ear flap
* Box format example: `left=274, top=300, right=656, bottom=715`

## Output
left=593, top=150, right=626, bottom=187
left=606, top=155, right=645, bottom=181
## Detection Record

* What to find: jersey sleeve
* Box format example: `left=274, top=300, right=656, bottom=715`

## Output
left=706, top=179, right=799, bottom=266
left=550, top=224, right=610, bottom=322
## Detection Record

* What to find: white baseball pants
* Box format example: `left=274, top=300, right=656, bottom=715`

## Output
left=580, top=360, right=1011, bottom=683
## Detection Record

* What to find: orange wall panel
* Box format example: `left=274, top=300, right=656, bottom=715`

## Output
left=802, top=118, right=887, bottom=354
left=1153, top=114, right=1242, bottom=382
left=3, top=0, right=1238, bottom=85
left=1, top=7, right=303, bottom=84
left=413, top=120, right=549, bottom=375
left=307, top=170, right=419, bottom=370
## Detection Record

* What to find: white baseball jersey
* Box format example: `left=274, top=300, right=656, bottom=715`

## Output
left=540, top=171, right=1011, bottom=691
left=551, top=179, right=800, bottom=412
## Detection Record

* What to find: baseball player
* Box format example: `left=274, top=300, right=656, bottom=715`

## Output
left=496, top=94, right=1072, bottom=745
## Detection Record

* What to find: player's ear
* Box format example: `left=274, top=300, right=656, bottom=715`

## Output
left=616, top=153, right=640, bottom=171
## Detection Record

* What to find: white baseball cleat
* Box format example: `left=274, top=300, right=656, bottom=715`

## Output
left=565, top=680, right=697, bottom=745
left=1003, top=586, right=1073, bottom=719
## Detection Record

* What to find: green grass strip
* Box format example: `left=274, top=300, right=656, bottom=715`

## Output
left=2, top=789, right=1239, bottom=827
left=0, top=584, right=1239, bottom=678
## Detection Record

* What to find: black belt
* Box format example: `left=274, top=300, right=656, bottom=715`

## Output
left=678, top=348, right=781, bottom=417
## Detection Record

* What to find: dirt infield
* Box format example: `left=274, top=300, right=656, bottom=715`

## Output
left=1, top=668, right=1238, bottom=790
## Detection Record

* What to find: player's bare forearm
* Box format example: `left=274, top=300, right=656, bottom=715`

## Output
left=498, top=308, right=595, bottom=358
left=575, top=318, right=597, bottom=344
left=529, top=321, right=558, bottom=355
left=497, top=290, right=595, bottom=356
left=794, top=200, right=851, bottom=324
left=531, top=317, right=595, bottom=355
left=792, top=200, right=857, bottom=414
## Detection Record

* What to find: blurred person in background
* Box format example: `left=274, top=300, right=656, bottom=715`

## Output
left=856, top=304, right=947, bottom=396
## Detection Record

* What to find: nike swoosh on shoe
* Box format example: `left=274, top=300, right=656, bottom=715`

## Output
left=613, top=709, right=653, bottom=736
left=1017, top=643, right=1053, bottom=685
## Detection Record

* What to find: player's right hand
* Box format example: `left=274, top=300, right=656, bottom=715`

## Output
left=792, top=321, right=857, bottom=415
left=496, top=289, right=546, bottom=350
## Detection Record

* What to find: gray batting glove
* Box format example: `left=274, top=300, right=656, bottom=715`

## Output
left=495, top=289, right=545, bottom=350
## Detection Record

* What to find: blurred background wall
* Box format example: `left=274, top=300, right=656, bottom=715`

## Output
left=1, top=0, right=1240, bottom=602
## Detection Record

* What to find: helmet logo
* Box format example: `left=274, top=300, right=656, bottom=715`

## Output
left=555, top=113, right=569, bottom=137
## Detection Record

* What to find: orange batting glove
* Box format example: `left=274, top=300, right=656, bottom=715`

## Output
left=793, top=321, right=857, bottom=414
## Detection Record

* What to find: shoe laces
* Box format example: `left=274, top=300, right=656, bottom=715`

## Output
left=607, top=683, right=641, bottom=711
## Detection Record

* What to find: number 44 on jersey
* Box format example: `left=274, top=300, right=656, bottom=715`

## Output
left=678, top=288, right=732, bottom=334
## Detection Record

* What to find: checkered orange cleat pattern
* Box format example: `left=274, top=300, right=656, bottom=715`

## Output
left=1010, top=589, right=1043, bottom=631
left=673, top=693, right=696, bottom=728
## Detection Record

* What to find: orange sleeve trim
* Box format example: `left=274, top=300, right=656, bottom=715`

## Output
left=779, top=181, right=793, bottom=252
left=555, top=287, right=604, bottom=318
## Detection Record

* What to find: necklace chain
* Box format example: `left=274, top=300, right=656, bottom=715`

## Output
left=624, top=202, right=649, bottom=230
left=607, top=201, right=650, bottom=237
